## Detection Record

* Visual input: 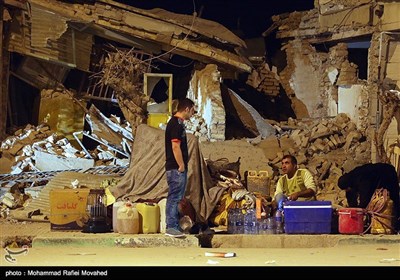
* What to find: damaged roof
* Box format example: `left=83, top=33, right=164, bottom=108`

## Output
left=265, top=1, right=400, bottom=43
left=5, top=0, right=252, bottom=73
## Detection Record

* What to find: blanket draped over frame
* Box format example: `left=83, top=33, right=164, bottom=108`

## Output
left=109, top=124, right=226, bottom=223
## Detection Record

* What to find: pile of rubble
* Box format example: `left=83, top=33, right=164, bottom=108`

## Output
left=0, top=123, right=71, bottom=174
left=0, top=123, right=129, bottom=177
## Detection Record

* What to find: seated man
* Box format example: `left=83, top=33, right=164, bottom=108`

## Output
left=338, top=162, right=400, bottom=232
left=272, top=155, right=317, bottom=209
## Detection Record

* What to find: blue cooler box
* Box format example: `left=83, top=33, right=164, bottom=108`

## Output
left=284, top=201, right=332, bottom=234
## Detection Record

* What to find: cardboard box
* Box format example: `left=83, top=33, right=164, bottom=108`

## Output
left=284, top=201, right=332, bottom=234
left=50, top=188, right=90, bottom=231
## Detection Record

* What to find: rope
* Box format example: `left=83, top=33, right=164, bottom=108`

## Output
left=363, top=188, right=394, bottom=234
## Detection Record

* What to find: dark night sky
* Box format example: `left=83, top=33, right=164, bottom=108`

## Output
left=117, top=0, right=314, bottom=39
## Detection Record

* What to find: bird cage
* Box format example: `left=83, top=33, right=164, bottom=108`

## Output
left=82, top=188, right=110, bottom=233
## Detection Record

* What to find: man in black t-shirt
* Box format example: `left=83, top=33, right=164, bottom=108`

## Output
left=164, top=98, right=195, bottom=237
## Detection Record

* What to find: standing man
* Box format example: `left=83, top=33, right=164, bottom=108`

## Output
left=165, top=98, right=195, bottom=237
left=272, top=155, right=317, bottom=209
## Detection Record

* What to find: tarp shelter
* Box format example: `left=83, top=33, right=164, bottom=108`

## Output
left=109, top=124, right=226, bottom=223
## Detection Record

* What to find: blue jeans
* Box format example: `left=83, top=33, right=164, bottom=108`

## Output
left=166, top=169, right=187, bottom=230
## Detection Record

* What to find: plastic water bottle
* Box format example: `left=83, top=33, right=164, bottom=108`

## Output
left=259, top=218, right=269, bottom=234
left=275, top=209, right=284, bottom=234
left=235, top=208, right=244, bottom=234
left=275, top=193, right=288, bottom=211
left=244, top=209, right=257, bottom=234
left=227, top=208, right=236, bottom=234
left=266, top=216, right=276, bottom=234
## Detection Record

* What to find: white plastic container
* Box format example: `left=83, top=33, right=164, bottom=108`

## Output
left=116, top=201, right=139, bottom=234
left=112, top=201, right=125, bottom=232
left=157, top=198, right=167, bottom=233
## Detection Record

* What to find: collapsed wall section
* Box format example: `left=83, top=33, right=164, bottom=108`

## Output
left=187, top=64, right=226, bottom=142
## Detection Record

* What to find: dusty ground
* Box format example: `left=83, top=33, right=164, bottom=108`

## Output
left=1, top=219, right=399, bottom=268
left=1, top=244, right=399, bottom=267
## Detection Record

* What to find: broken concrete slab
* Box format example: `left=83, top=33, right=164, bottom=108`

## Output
left=34, top=150, right=95, bottom=172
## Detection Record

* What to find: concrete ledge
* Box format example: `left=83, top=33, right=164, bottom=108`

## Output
left=31, top=233, right=400, bottom=249
left=211, top=234, right=400, bottom=248
left=336, top=235, right=400, bottom=246
left=32, top=234, right=200, bottom=248
left=3, top=221, right=399, bottom=249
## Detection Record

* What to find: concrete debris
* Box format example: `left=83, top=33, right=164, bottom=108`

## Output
left=0, top=118, right=131, bottom=176
left=0, top=205, right=10, bottom=218
left=246, top=62, right=281, bottom=97
left=70, top=179, right=80, bottom=189
left=0, top=186, right=31, bottom=210
left=1, top=193, right=17, bottom=208
left=230, top=89, right=276, bottom=139
left=27, top=209, right=41, bottom=219
left=0, top=111, right=132, bottom=213
left=34, top=150, right=95, bottom=172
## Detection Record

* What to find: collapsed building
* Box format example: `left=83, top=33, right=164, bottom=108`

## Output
left=0, top=1, right=399, bottom=227
left=260, top=0, right=400, bottom=162
left=255, top=0, right=400, bottom=201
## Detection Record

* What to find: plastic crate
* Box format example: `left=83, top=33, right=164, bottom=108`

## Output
left=246, top=170, right=270, bottom=196
left=284, top=201, right=332, bottom=234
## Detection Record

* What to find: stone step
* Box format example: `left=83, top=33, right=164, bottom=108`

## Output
left=32, top=234, right=200, bottom=248
left=30, top=233, right=400, bottom=248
